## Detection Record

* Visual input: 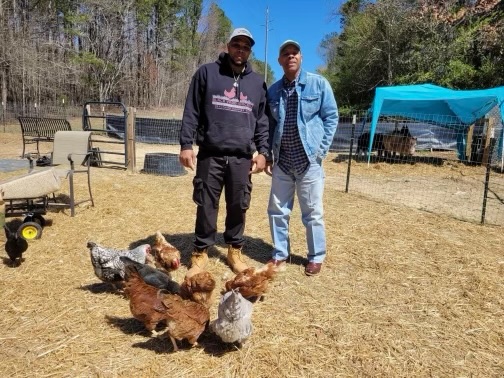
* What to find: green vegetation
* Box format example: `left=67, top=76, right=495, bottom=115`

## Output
left=320, top=0, right=504, bottom=109
left=2, top=0, right=497, bottom=110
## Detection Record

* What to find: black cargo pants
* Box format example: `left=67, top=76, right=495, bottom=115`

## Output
left=192, top=154, right=252, bottom=250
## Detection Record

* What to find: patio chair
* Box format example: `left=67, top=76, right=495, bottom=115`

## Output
left=28, top=130, right=95, bottom=217
left=48, top=130, right=94, bottom=216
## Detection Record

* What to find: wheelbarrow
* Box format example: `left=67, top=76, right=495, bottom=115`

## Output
left=0, top=130, right=95, bottom=240
left=0, top=169, right=62, bottom=240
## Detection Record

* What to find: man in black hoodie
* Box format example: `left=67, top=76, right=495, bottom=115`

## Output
left=179, top=28, right=269, bottom=275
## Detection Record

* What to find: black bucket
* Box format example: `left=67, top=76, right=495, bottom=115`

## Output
left=142, top=153, right=187, bottom=176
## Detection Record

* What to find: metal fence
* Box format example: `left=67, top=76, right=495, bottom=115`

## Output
left=0, top=102, right=82, bottom=122
left=2, top=103, right=503, bottom=225
left=106, top=115, right=181, bottom=145
left=99, top=110, right=503, bottom=225
left=336, top=111, right=503, bottom=226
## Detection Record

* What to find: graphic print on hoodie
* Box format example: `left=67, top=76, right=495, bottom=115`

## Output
left=212, top=86, right=253, bottom=114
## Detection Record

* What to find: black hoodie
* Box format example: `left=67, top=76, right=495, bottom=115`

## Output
left=180, top=53, right=269, bottom=157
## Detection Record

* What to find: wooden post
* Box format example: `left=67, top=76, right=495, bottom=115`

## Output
left=0, top=189, right=5, bottom=245
left=82, top=104, right=91, bottom=131
left=126, top=107, right=136, bottom=173
left=465, top=124, right=474, bottom=162
left=0, top=189, right=5, bottom=229
left=482, top=117, right=495, bottom=165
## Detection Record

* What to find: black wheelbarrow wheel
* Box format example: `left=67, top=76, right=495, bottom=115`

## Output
left=23, top=214, right=46, bottom=227
left=18, top=221, right=43, bottom=241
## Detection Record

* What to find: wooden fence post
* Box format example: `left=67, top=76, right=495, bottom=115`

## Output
left=126, top=107, right=136, bottom=173
left=482, top=117, right=495, bottom=165
left=0, top=189, right=5, bottom=229
left=465, top=124, right=474, bottom=162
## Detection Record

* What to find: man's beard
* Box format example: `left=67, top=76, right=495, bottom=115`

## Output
left=229, top=56, right=246, bottom=68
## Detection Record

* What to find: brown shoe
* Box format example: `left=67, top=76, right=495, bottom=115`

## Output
left=227, top=245, right=249, bottom=273
left=186, top=249, right=208, bottom=279
left=190, top=249, right=208, bottom=269
left=305, top=262, right=322, bottom=276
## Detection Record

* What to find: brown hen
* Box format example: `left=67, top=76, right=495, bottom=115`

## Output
left=180, top=270, right=216, bottom=309
left=151, top=231, right=181, bottom=271
left=224, top=262, right=278, bottom=302
left=123, top=264, right=169, bottom=337
left=161, top=293, right=210, bottom=352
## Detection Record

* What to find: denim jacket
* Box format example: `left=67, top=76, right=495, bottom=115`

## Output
left=267, top=69, right=339, bottom=164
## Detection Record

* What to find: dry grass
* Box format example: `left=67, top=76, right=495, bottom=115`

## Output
left=1, top=130, right=504, bottom=377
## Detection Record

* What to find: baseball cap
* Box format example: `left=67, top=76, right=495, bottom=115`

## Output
left=228, top=28, right=255, bottom=47
left=279, top=40, right=301, bottom=54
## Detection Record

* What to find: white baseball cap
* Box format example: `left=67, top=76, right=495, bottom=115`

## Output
left=279, top=40, right=301, bottom=54
left=228, top=28, right=255, bottom=47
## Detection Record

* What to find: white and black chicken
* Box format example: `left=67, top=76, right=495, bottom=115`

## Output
left=87, top=241, right=151, bottom=286
left=209, top=289, right=253, bottom=347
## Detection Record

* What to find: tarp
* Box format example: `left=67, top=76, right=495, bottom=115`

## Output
left=367, top=84, right=504, bottom=161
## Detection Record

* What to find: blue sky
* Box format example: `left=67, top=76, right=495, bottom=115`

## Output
left=217, top=0, right=341, bottom=81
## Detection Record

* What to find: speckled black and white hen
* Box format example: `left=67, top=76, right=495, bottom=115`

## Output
left=87, top=241, right=151, bottom=285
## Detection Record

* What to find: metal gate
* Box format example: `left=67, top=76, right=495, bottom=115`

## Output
left=82, top=101, right=132, bottom=169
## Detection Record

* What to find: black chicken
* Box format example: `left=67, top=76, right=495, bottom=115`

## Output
left=4, top=225, right=28, bottom=266
left=120, top=256, right=180, bottom=294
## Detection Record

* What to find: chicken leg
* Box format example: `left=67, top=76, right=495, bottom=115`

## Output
left=169, top=335, right=179, bottom=352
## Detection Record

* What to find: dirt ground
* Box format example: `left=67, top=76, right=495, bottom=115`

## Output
left=1, top=129, right=503, bottom=377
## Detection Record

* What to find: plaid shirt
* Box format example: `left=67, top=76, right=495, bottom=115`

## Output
left=278, top=77, right=309, bottom=175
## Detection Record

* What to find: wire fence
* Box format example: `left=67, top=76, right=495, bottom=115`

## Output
left=335, top=110, right=504, bottom=226
left=0, top=102, right=82, bottom=122
left=101, top=109, right=503, bottom=225
left=1, top=103, right=503, bottom=225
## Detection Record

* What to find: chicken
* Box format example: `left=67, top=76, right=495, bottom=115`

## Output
left=180, top=270, right=216, bottom=309
left=224, top=262, right=278, bottom=301
left=224, top=87, right=236, bottom=99
left=123, top=263, right=170, bottom=336
left=160, top=293, right=210, bottom=352
left=87, top=241, right=151, bottom=286
left=120, top=256, right=181, bottom=294
left=209, top=289, right=253, bottom=346
left=4, top=225, right=28, bottom=266
left=151, top=231, right=181, bottom=272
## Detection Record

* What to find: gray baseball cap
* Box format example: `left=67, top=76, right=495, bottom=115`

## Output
left=279, top=40, right=301, bottom=54
left=228, top=28, right=255, bottom=47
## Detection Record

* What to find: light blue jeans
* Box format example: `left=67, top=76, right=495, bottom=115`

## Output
left=267, top=162, right=326, bottom=263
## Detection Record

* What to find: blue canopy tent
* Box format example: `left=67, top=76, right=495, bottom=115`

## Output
left=366, top=84, right=504, bottom=162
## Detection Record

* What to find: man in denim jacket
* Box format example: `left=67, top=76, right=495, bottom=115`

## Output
left=265, top=40, right=338, bottom=276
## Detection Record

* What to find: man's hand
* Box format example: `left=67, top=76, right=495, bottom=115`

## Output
left=250, top=153, right=266, bottom=174
left=179, top=149, right=196, bottom=171
left=264, top=161, right=273, bottom=176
